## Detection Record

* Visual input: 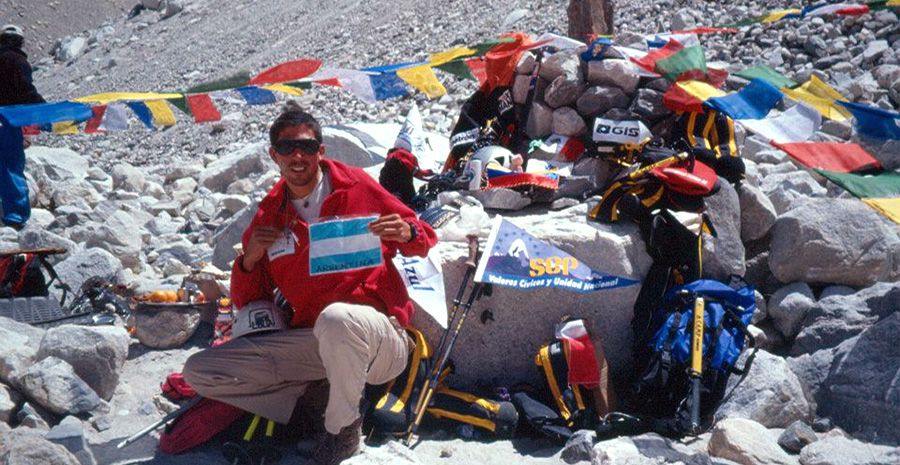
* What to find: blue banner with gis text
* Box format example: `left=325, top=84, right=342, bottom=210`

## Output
left=473, top=217, right=639, bottom=292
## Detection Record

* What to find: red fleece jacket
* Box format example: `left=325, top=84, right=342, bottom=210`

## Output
left=230, top=159, right=437, bottom=328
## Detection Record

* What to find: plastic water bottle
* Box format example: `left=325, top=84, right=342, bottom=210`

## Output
left=212, top=297, right=233, bottom=347
left=465, top=159, right=483, bottom=190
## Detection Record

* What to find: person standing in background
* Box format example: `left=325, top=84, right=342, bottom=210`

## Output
left=0, top=24, right=44, bottom=230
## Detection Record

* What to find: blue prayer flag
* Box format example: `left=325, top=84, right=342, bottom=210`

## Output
left=236, top=86, right=277, bottom=105
left=839, top=101, right=900, bottom=140
left=0, top=102, right=92, bottom=127
left=125, top=101, right=155, bottom=129
left=705, top=78, right=783, bottom=120
left=369, top=73, right=410, bottom=101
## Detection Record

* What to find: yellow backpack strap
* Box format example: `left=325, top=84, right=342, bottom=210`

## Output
left=535, top=344, right=572, bottom=423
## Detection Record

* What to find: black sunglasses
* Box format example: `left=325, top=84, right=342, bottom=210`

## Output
left=273, top=139, right=321, bottom=156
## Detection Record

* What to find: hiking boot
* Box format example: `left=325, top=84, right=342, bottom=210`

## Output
left=290, top=379, right=329, bottom=441
left=311, top=416, right=362, bottom=465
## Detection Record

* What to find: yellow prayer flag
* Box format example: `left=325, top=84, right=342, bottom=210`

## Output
left=144, top=100, right=177, bottom=127
left=862, top=198, right=900, bottom=225
left=675, top=80, right=727, bottom=101
left=263, top=84, right=305, bottom=96
left=396, top=65, right=446, bottom=99
left=73, top=92, right=184, bottom=104
left=761, top=9, right=802, bottom=23
left=52, top=121, right=79, bottom=134
left=888, top=0, right=899, bottom=6
left=780, top=75, right=852, bottom=121
left=428, top=47, right=477, bottom=66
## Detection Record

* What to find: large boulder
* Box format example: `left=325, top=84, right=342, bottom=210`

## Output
left=210, top=203, right=257, bottom=271
left=36, top=326, right=129, bottom=401
left=737, top=183, right=776, bottom=242
left=198, top=142, right=267, bottom=193
left=15, top=357, right=102, bottom=416
left=53, top=248, right=124, bottom=296
left=576, top=85, right=630, bottom=117
left=0, top=317, right=45, bottom=385
left=768, top=283, right=816, bottom=340
left=798, top=435, right=899, bottom=465
left=0, top=427, right=81, bottom=465
left=0, top=383, right=20, bottom=423
left=716, top=350, right=812, bottom=428
left=412, top=207, right=652, bottom=388
left=759, top=171, right=827, bottom=214
left=768, top=199, right=900, bottom=287
left=84, top=209, right=144, bottom=271
left=539, top=50, right=583, bottom=82
left=819, top=313, right=900, bottom=444
left=544, top=75, right=583, bottom=109
left=702, top=179, right=746, bottom=280
left=25, top=147, right=90, bottom=208
left=110, top=163, right=146, bottom=193
left=708, top=418, right=795, bottom=465
left=587, top=59, right=641, bottom=94
left=46, top=416, right=97, bottom=465
left=791, top=281, right=899, bottom=355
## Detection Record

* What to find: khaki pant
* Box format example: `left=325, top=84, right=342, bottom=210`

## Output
left=183, top=303, right=409, bottom=434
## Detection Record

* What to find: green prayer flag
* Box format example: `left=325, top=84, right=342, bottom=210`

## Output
left=470, top=37, right=515, bottom=57
left=817, top=169, right=900, bottom=199
left=166, top=96, right=191, bottom=116
left=735, top=64, right=798, bottom=89
left=185, top=71, right=252, bottom=94
left=435, top=60, right=476, bottom=81
left=655, top=45, right=707, bottom=80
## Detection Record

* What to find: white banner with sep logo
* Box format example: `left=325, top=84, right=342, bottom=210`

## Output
left=392, top=248, right=448, bottom=328
left=591, top=118, right=652, bottom=145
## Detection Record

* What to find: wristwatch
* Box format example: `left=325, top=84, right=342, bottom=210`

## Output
left=406, top=221, right=418, bottom=243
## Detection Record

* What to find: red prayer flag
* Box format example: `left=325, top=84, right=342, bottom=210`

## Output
left=248, top=59, right=322, bottom=85
left=672, top=27, right=738, bottom=35
left=83, top=105, right=107, bottom=134
left=21, top=125, right=41, bottom=136
left=663, top=85, right=706, bottom=113
left=466, top=57, right=488, bottom=88
left=771, top=141, right=882, bottom=173
left=186, top=94, right=221, bottom=123
left=632, top=39, right=684, bottom=73
left=483, top=32, right=533, bottom=92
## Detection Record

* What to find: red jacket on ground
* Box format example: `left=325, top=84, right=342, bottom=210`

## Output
left=230, top=159, right=437, bottom=328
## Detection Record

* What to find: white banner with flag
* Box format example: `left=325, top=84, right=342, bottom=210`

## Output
left=393, top=247, right=448, bottom=328
left=308, top=215, right=382, bottom=276
left=473, top=217, right=639, bottom=292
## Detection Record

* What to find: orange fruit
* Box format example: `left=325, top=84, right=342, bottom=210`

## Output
left=150, top=290, right=167, bottom=303
left=162, top=290, right=177, bottom=303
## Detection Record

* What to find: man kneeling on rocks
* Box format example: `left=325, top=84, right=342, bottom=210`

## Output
left=184, top=101, right=437, bottom=465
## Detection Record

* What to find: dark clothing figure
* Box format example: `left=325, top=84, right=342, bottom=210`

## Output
left=0, top=35, right=44, bottom=228
left=0, top=45, right=45, bottom=106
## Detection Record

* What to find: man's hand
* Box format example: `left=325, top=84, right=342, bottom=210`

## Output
left=22, top=137, right=30, bottom=149
left=369, top=214, right=412, bottom=243
left=241, top=226, right=281, bottom=272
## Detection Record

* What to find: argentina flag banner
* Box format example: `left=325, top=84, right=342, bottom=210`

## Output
left=309, top=215, right=383, bottom=276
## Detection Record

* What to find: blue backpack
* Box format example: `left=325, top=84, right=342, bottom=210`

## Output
left=628, top=277, right=757, bottom=435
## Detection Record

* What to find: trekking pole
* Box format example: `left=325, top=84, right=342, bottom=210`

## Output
left=116, top=395, right=203, bottom=449
left=626, top=151, right=689, bottom=181
left=688, top=296, right=705, bottom=435
left=405, top=245, right=485, bottom=446
left=403, top=235, right=478, bottom=433
left=431, top=234, right=480, bottom=361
